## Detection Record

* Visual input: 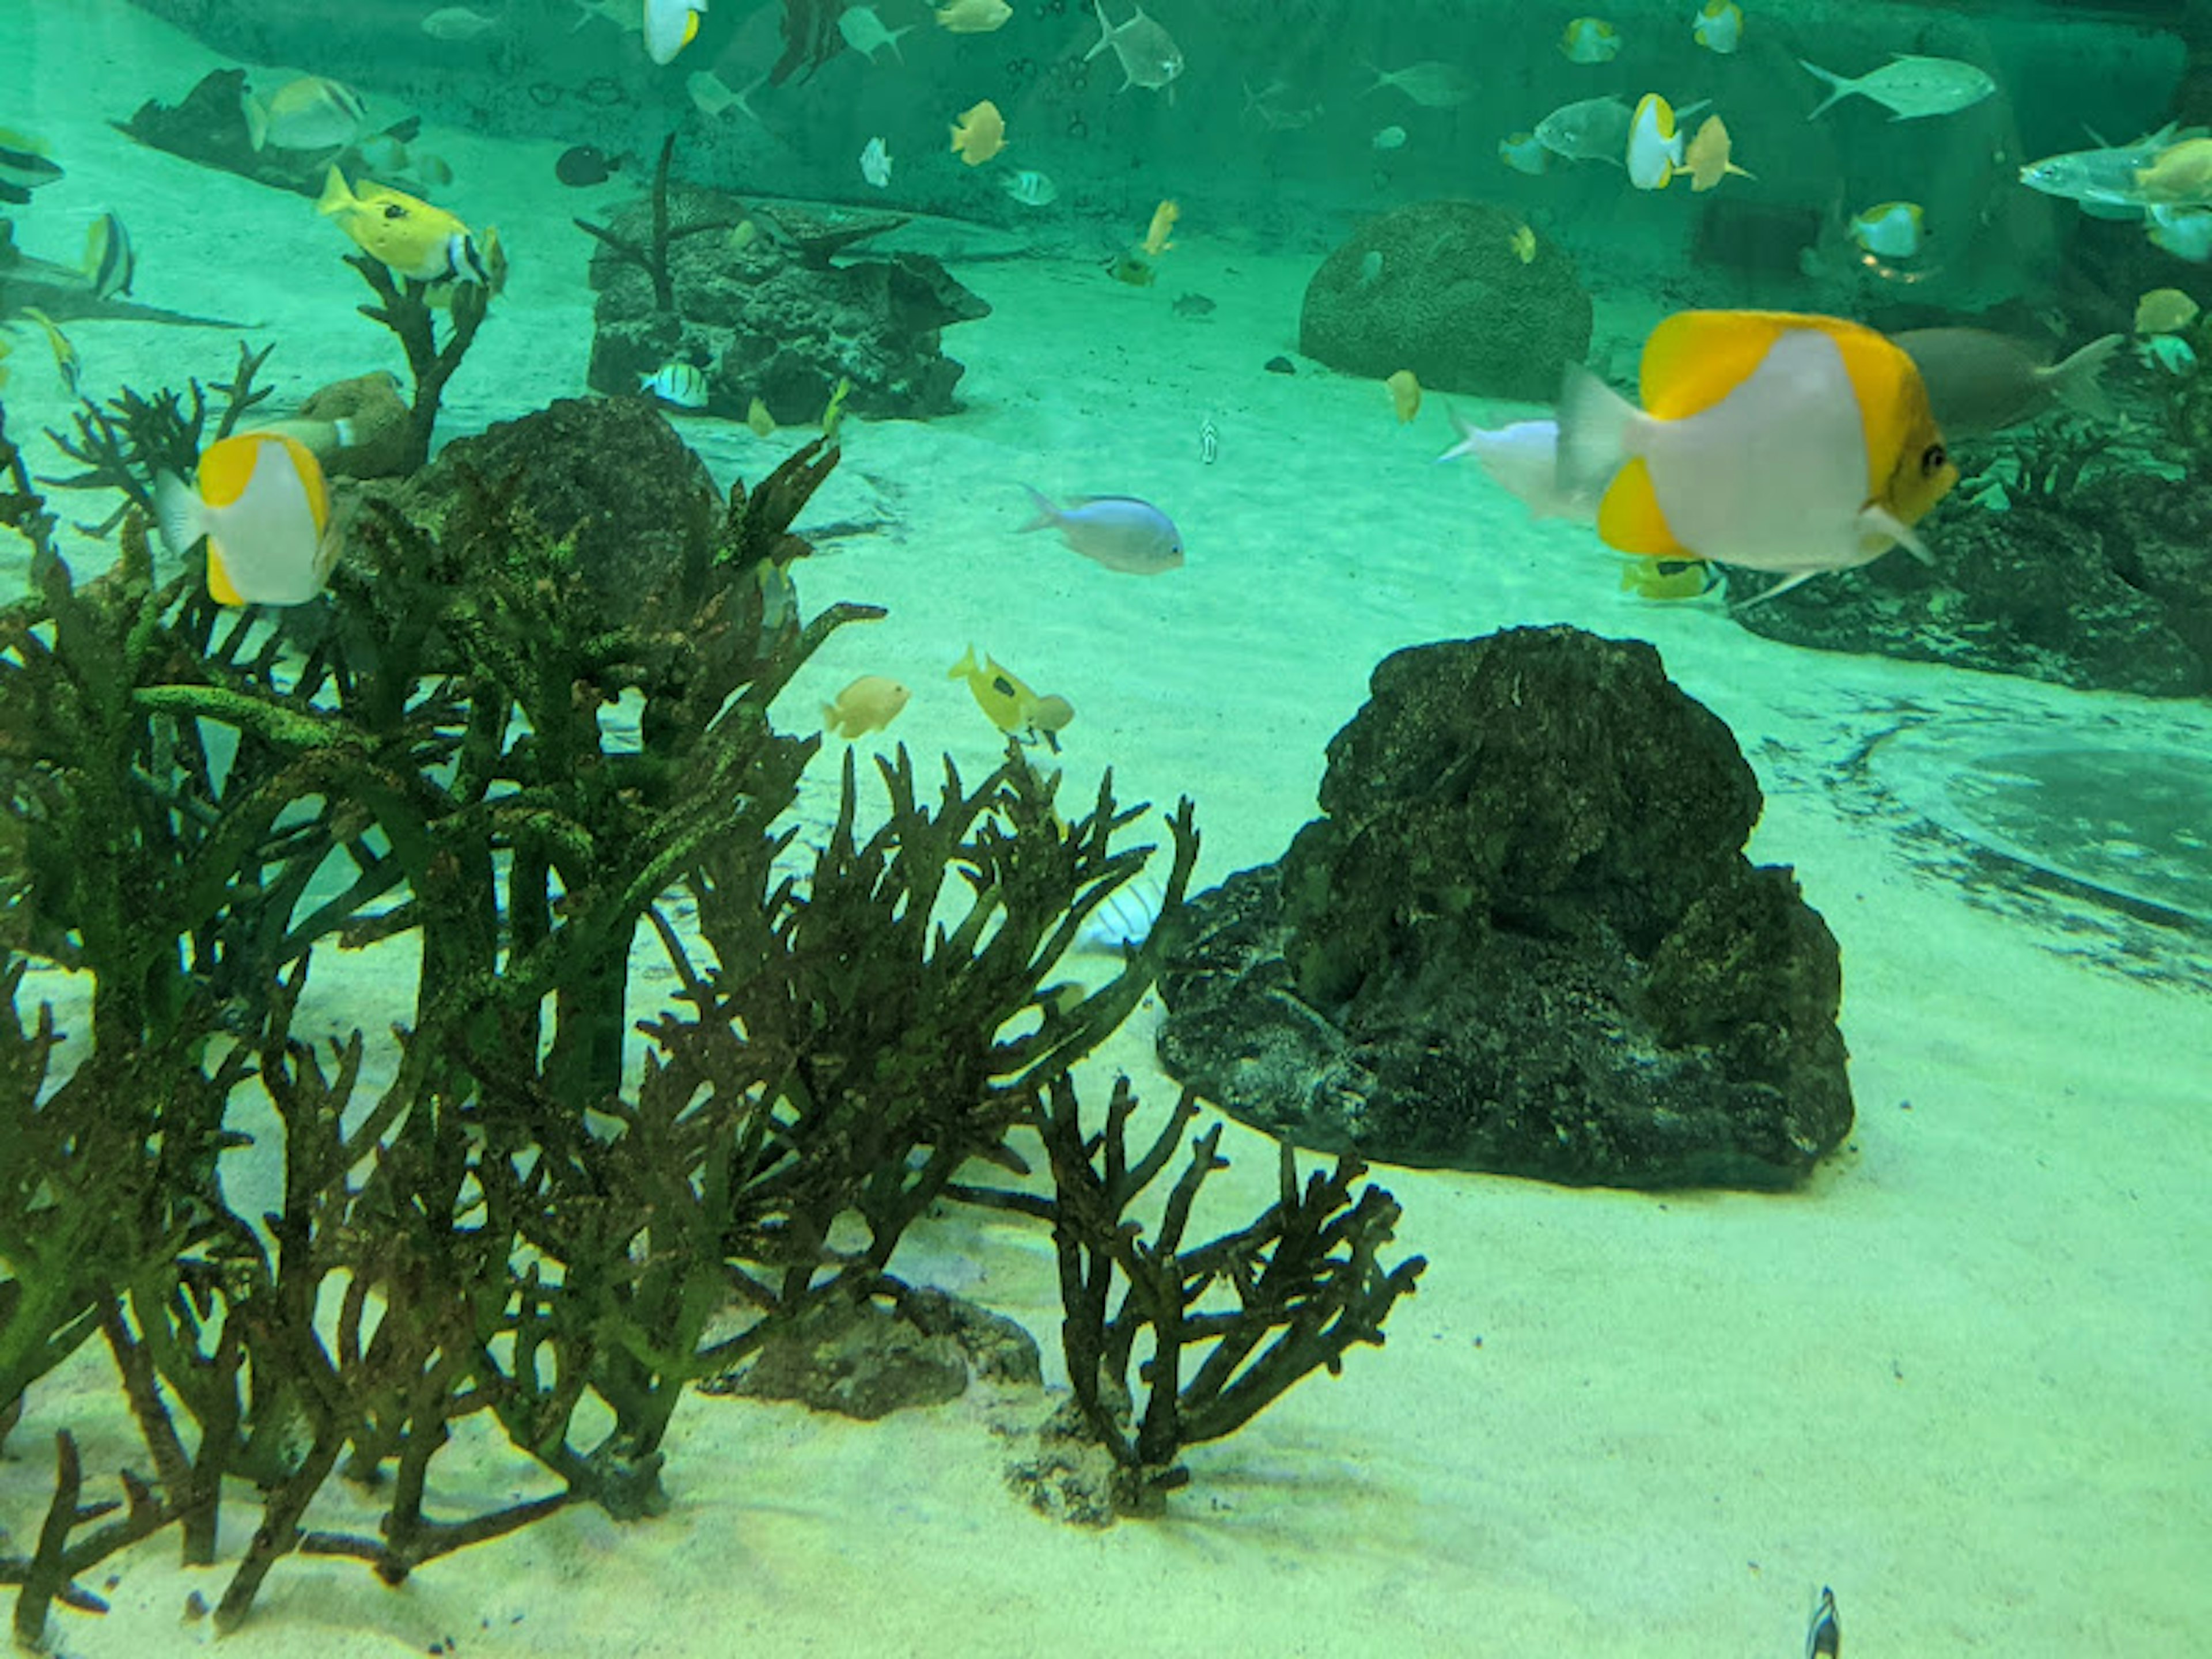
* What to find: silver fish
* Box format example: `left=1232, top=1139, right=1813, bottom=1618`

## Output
left=1800, top=54, right=1995, bottom=121
left=1890, top=328, right=2120, bottom=438
left=1363, top=59, right=1474, bottom=109
left=641, top=361, right=709, bottom=410
left=1020, top=487, right=1184, bottom=574
left=1535, top=96, right=1632, bottom=165
left=1086, top=0, right=1183, bottom=92
left=2018, top=123, right=2203, bottom=209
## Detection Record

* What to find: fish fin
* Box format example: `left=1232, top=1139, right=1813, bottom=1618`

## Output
left=1017, top=485, right=1060, bottom=532
left=315, top=165, right=358, bottom=217
left=1728, top=569, right=1822, bottom=611
left=1555, top=363, right=1639, bottom=493
left=1859, top=502, right=1934, bottom=563
left=329, top=417, right=357, bottom=449
left=948, top=645, right=979, bottom=681
left=2044, top=332, right=2123, bottom=422
left=243, top=92, right=268, bottom=153
left=1798, top=59, right=1851, bottom=120
left=153, top=470, right=204, bottom=560
left=1637, top=310, right=1802, bottom=420
left=1597, top=459, right=1687, bottom=557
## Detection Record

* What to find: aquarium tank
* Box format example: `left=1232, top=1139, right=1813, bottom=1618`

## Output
left=2, top=0, right=2207, bottom=1653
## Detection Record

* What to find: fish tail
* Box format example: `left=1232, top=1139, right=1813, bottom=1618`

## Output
left=315, top=164, right=356, bottom=217
left=1798, top=59, right=1852, bottom=120
left=1554, top=365, right=1639, bottom=501
left=821, top=702, right=844, bottom=734
left=2047, top=332, right=2123, bottom=422
left=153, top=470, right=205, bottom=561
left=1433, top=403, right=1482, bottom=465
left=948, top=645, right=979, bottom=681
left=1017, top=485, right=1061, bottom=533
left=243, top=90, right=269, bottom=152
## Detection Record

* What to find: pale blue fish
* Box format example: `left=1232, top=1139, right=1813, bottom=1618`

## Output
left=1020, top=487, right=1183, bottom=574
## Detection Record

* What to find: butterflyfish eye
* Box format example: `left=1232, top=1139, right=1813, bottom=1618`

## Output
left=1921, top=443, right=1948, bottom=475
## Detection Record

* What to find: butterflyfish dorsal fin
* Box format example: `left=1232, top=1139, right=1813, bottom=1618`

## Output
left=1635, top=310, right=1802, bottom=419
left=197, top=434, right=263, bottom=509
left=1597, top=456, right=1687, bottom=556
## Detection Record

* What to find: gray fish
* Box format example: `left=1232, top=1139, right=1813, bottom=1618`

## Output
left=1535, top=96, right=1632, bottom=165
left=1362, top=59, right=1474, bottom=109
left=1021, top=487, right=1184, bottom=574
left=1800, top=54, right=1995, bottom=122
left=1086, top=0, right=1183, bottom=93
left=1891, top=329, right=2121, bottom=439
left=1171, top=291, right=1215, bottom=317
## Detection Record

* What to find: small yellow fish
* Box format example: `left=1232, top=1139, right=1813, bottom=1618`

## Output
left=823, top=675, right=910, bottom=738
left=1682, top=116, right=1753, bottom=192
left=1142, top=198, right=1179, bottom=256
left=1560, top=17, right=1620, bottom=63
left=747, top=397, right=775, bottom=437
left=1620, top=555, right=1724, bottom=602
left=2134, top=137, right=2212, bottom=204
left=19, top=307, right=81, bottom=399
left=318, top=165, right=488, bottom=283
left=1107, top=251, right=1156, bottom=286
left=948, top=645, right=1063, bottom=745
left=949, top=99, right=1007, bottom=165
left=1385, top=368, right=1422, bottom=423
left=1510, top=224, right=1537, bottom=263
left=2134, top=286, right=2199, bottom=335
left=154, top=433, right=340, bottom=607
left=728, top=218, right=759, bottom=253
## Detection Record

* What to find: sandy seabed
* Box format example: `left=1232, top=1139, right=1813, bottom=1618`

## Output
left=3, top=3, right=2209, bottom=1655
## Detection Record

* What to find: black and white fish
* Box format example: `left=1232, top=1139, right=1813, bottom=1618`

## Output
left=1001, top=168, right=1058, bottom=207
left=0, top=128, right=63, bottom=205
left=641, top=361, right=710, bottom=410
left=82, top=212, right=134, bottom=300
left=1805, top=1587, right=1840, bottom=1659
left=1077, top=877, right=1165, bottom=952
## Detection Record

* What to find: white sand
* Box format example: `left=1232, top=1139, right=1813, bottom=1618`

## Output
left=5, top=5, right=2209, bottom=1654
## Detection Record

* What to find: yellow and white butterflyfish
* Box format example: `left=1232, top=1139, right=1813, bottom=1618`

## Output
left=643, top=0, right=707, bottom=65
left=1626, top=93, right=1685, bottom=190
left=1691, top=0, right=1743, bottom=55
left=155, top=432, right=341, bottom=607
left=1555, top=309, right=1959, bottom=600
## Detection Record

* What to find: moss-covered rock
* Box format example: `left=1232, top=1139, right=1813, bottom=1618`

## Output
left=1297, top=200, right=1590, bottom=400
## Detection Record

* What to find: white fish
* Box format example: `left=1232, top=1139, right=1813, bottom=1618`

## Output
left=1849, top=200, right=1924, bottom=258
left=1086, top=0, right=1184, bottom=92
left=644, top=0, right=707, bottom=66
left=421, top=5, right=502, bottom=39
left=1076, top=877, right=1165, bottom=953
left=641, top=361, right=710, bottom=409
left=1800, top=54, right=1995, bottom=121
left=243, top=77, right=368, bottom=152
left=838, top=5, right=912, bottom=63
left=1000, top=168, right=1058, bottom=206
left=2018, top=124, right=2201, bottom=209
left=1626, top=93, right=1685, bottom=190
left=155, top=433, right=341, bottom=607
left=1020, top=488, right=1184, bottom=574
left=1435, top=412, right=1596, bottom=522
left=1691, top=0, right=1741, bottom=55
left=859, top=135, right=893, bottom=188
left=1362, top=59, right=1474, bottom=108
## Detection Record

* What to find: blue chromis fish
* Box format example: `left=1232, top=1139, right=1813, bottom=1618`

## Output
left=1020, top=487, right=1183, bottom=574
left=155, top=433, right=341, bottom=607
left=317, top=166, right=488, bottom=284
left=18, top=308, right=82, bottom=399
left=0, top=128, right=62, bottom=205
left=1555, top=309, right=1959, bottom=598
left=82, top=211, right=135, bottom=300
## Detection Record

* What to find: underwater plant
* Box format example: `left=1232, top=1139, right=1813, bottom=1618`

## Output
left=345, top=251, right=490, bottom=474
left=41, top=340, right=273, bottom=532
left=573, top=132, right=740, bottom=316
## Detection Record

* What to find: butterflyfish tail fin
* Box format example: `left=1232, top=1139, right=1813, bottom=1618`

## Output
left=153, top=470, right=203, bottom=561
left=1554, top=363, right=1638, bottom=501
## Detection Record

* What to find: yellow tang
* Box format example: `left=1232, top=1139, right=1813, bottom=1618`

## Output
left=1559, top=309, right=1957, bottom=594
left=154, top=433, right=339, bottom=607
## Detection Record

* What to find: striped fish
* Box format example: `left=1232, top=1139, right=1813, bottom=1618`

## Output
left=0, top=128, right=62, bottom=206
left=1076, top=877, right=1165, bottom=953
left=1805, top=1587, right=1839, bottom=1659
left=82, top=212, right=134, bottom=301
left=641, top=361, right=710, bottom=410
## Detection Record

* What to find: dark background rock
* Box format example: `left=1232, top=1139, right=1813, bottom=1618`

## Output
left=1732, top=466, right=2212, bottom=697
left=1157, top=627, right=1854, bottom=1190
left=582, top=183, right=988, bottom=423
left=1297, top=200, right=1591, bottom=402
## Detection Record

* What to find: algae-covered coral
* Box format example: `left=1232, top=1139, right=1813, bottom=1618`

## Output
left=0, top=370, right=1420, bottom=1639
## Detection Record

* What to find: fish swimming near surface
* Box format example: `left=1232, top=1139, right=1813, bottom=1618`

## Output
left=1020, top=487, right=1184, bottom=574
left=1800, top=54, right=1995, bottom=121
left=155, top=433, right=341, bottom=607
left=823, top=675, right=910, bottom=738
left=1002, top=168, right=1058, bottom=206
left=0, top=128, right=62, bottom=204
left=949, top=99, right=1007, bottom=164
left=421, top=5, right=503, bottom=40
left=82, top=211, right=135, bottom=300
left=644, top=0, right=708, bottom=66
left=318, top=166, right=488, bottom=283
left=1889, top=328, right=2121, bottom=438
left=935, top=0, right=1012, bottom=31
left=243, top=76, right=368, bottom=152
left=1555, top=309, right=1960, bottom=600
left=641, top=361, right=710, bottom=410
left=1535, top=96, right=1632, bottom=165
left=1559, top=17, right=1620, bottom=64
left=1692, top=0, right=1741, bottom=55
left=1363, top=59, right=1474, bottom=108
left=1087, top=0, right=1184, bottom=92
